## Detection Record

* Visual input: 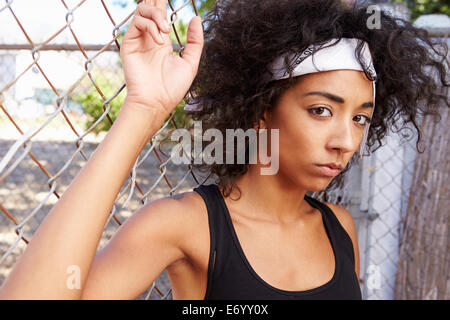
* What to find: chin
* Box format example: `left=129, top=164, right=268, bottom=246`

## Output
left=304, top=177, right=333, bottom=192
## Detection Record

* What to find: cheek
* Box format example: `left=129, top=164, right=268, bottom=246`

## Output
left=276, top=112, right=325, bottom=157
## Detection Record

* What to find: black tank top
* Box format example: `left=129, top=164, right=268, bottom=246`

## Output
left=193, top=183, right=362, bottom=300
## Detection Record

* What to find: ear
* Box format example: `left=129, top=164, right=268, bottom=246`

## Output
left=253, top=108, right=271, bottom=131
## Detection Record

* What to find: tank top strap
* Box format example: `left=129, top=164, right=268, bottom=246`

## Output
left=304, top=195, right=356, bottom=265
left=193, top=183, right=226, bottom=298
left=304, top=195, right=338, bottom=235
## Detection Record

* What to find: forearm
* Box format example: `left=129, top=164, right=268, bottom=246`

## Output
left=0, top=103, right=168, bottom=299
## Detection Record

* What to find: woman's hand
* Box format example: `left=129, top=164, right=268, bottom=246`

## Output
left=120, top=0, right=204, bottom=117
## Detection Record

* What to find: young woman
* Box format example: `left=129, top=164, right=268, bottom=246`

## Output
left=0, top=0, right=447, bottom=299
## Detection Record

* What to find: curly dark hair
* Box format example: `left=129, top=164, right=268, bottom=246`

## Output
left=168, top=0, right=449, bottom=199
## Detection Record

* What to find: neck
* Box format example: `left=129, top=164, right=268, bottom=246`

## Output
left=219, top=163, right=316, bottom=225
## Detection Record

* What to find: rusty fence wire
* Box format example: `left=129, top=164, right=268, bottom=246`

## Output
left=0, top=0, right=448, bottom=300
left=0, top=0, right=205, bottom=300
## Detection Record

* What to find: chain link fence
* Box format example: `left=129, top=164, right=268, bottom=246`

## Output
left=0, top=0, right=448, bottom=300
left=0, top=0, right=205, bottom=300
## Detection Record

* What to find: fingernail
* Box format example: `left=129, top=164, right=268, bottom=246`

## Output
left=158, top=31, right=164, bottom=43
left=163, top=20, right=170, bottom=32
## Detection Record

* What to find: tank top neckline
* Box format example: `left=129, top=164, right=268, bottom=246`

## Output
left=210, top=183, right=342, bottom=297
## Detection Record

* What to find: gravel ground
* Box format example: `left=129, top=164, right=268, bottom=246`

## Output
left=0, top=114, right=209, bottom=299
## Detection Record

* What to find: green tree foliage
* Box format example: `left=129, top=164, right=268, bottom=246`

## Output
left=75, top=0, right=214, bottom=134
left=77, top=0, right=448, bottom=134
left=194, top=0, right=215, bottom=17
left=72, top=76, right=126, bottom=134
left=393, top=0, right=449, bottom=21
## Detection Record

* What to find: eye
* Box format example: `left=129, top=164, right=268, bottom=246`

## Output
left=308, top=106, right=332, bottom=117
left=354, top=115, right=372, bottom=126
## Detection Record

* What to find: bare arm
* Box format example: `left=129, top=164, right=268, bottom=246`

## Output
left=0, top=0, right=203, bottom=299
left=80, top=194, right=195, bottom=300
left=0, top=106, right=165, bottom=299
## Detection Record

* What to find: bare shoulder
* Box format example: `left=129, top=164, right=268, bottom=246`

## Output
left=107, top=189, right=208, bottom=264
left=323, top=202, right=356, bottom=235
left=139, top=188, right=206, bottom=227
left=147, top=189, right=204, bottom=215
left=139, top=189, right=209, bottom=255
left=80, top=190, right=208, bottom=299
left=155, top=189, right=207, bottom=223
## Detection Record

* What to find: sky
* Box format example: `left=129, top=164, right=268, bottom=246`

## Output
left=0, top=0, right=198, bottom=100
left=0, top=0, right=136, bottom=44
left=0, top=0, right=195, bottom=45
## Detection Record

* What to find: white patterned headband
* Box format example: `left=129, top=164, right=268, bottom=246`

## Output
left=185, top=38, right=377, bottom=157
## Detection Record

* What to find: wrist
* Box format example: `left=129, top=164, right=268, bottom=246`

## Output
left=121, top=98, right=170, bottom=122
left=116, top=100, right=170, bottom=139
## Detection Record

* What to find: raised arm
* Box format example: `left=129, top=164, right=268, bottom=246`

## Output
left=0, top=0, right=203, bottom=299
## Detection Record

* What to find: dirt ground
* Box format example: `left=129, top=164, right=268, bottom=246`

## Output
left=0, top=113, right=210, bottom=299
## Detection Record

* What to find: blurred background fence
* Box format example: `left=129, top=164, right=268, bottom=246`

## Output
left=0, top=0, right=448, bottom=300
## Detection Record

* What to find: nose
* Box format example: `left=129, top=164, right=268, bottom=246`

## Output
left=326, top=119, right=359, bottom=154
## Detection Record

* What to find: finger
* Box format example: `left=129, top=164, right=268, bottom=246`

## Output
left=182, top=16, right=204, bottom=71
left=137, top=2, right=170, bottom=34
left=154, top=0, right=167, bottom=12
left=133, top=15, right=164, bottom=45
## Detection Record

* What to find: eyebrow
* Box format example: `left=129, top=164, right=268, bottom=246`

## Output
left=303, top=91, right=373, bottom=108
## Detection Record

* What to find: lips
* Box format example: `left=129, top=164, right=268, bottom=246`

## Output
left=319, top=162, right=344, bottom=170
left=314, top=163, right=343, bottom=177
